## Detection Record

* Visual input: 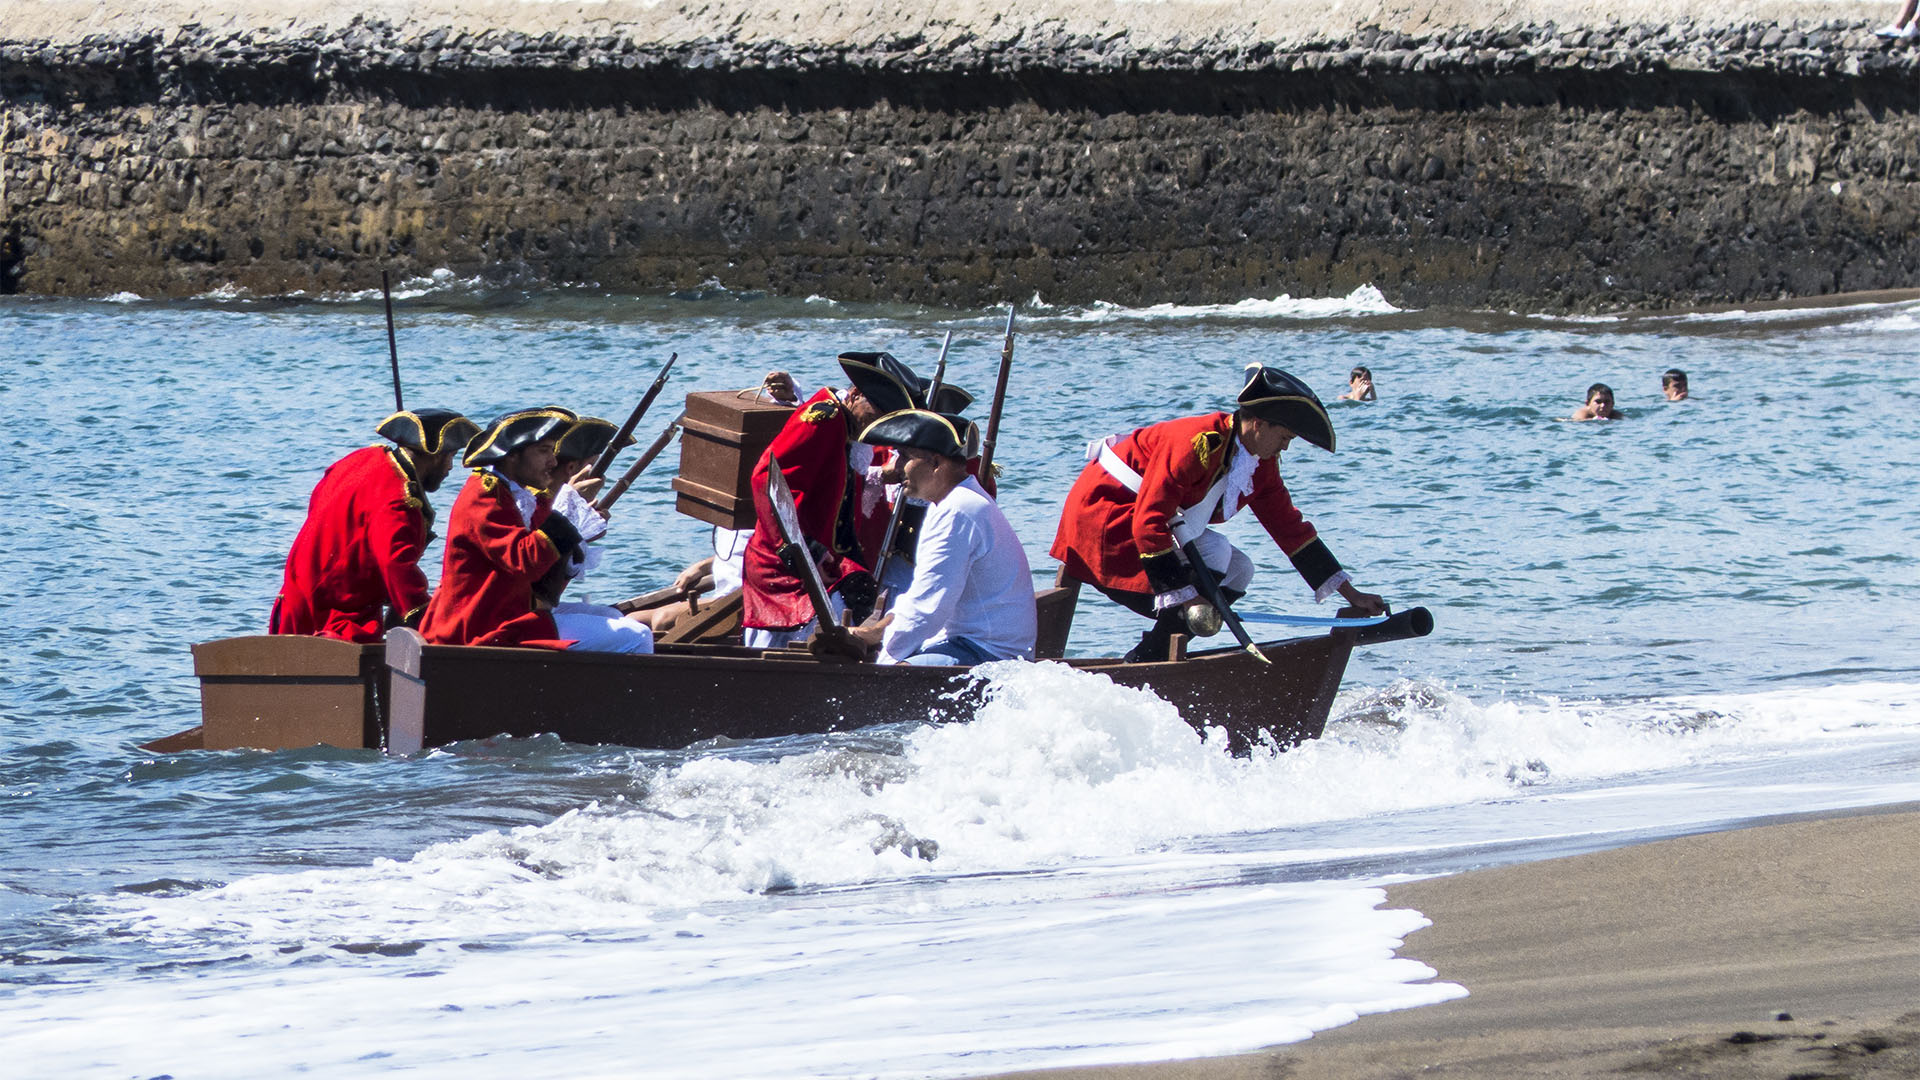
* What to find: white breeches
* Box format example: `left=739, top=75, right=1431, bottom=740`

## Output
left=553, top=602, right=656, bottom=655
left=1188, top=529, right=1257, bottom=594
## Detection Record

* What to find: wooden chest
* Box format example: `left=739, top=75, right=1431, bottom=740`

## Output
left=671, top=389, right=795, bottom=528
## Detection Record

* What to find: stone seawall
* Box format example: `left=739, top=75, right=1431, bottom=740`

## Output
left=3, top=9, right=1918, bottom=310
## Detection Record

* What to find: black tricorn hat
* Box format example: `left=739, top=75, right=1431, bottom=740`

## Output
left=462, top=407, right=578, bottom=468
left=927, top=382, right=975, bottom=414
left=1236, top=365, right=1336, bottom=452
left=554, top=416, right=634, bottom=465
left=377, top=409, right=480, bottom=456
left=858, top=409, right=981, bottom=462
left=838, top=351, right=925, bottom=416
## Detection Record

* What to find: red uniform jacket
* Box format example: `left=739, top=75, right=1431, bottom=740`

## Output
left=269, top=445, right=430, bottom=642
left=419, top=470, right=565, bottom=647
left=742, top=389, right=889, bottom=629
left=1050, top=412, right=1338, bottom=596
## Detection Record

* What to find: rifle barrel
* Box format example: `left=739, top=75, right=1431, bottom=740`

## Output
left=873, top=330, right=953, bottom=586
left=978, top=305, right=1016, bottom=480
left=590, top=352, right=677, bottom=479
left=382, top=270, right=403, bottom=411
left=593, top=417, right=681, bottom=514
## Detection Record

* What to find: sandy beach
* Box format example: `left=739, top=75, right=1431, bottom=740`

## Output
left=989, top=806, right=1920, bottom=1080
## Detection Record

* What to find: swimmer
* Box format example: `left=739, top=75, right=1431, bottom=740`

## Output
left=1569, top=383, right=1624, bottom=421
left=1338, top=366, right=1377, bottom=402
left=1662, top=369, right=1689, bottom=402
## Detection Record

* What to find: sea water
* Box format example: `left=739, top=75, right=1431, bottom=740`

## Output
left=4, top=282, right=1919, bottom=1077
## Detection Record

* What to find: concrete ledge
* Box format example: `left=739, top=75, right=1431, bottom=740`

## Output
left=2, top=3, right=1916, bottom=308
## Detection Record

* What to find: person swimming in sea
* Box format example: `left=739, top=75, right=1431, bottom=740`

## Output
left=1338, top=366, right=1377, bottom=402
left=1569, top=383, right=1624, bottom=421
left=1662, top=369, right=1689, bottom=402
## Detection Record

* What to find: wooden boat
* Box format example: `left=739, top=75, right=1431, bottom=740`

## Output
left=150, top=387, right=1432, bottom=756
left=150, top=589, right=1432, bottom=756
left=385, top=610, right=1431, bottom=755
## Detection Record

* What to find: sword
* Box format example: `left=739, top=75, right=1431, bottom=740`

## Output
left=767, top=455, right=863, bottom=660
left=1179, top=540, right=1271, bottom=665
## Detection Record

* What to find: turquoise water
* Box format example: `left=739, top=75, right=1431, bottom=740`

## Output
left=5, top=284, right=1920, bottom=1077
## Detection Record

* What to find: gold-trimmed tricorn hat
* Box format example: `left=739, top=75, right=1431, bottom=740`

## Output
left=857, top=409, right=981, bottom=462
left=462, top=407, right=578, bottom=468
left=1236, top=364, right=1335, bottom=452
left=554, top=416, right=635, bottom=465
left=927, top=382, right=975, bottom=414
left=376, top=409, right=481, bottom=456
left=838, top=351, right=925, bottom=415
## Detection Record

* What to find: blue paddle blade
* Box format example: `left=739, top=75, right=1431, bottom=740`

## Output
left=1235, top=611, right=1392, bottom=629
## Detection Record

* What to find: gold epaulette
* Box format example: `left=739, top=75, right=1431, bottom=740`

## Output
left=403, top=479, right=425, bottom=510
left=476, top=469, right=499, bottom=493
left=801, top=400, right=841, bottom=424
left=1192, top=430, right=1224, bottom=471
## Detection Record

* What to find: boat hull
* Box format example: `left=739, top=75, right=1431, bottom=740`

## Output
left=384, top=629, right=1352, bottom=755
left=145, top=636, right=386, bottom=753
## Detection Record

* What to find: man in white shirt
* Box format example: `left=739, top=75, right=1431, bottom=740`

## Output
left=847, top=410, right=1036, bottom=666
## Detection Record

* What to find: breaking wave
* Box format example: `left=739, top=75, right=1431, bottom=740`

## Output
left=97, top=665, right=1920, bottom=949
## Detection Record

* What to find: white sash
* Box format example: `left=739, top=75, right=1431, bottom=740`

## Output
left=1089, top=436, right=1229, bottom=546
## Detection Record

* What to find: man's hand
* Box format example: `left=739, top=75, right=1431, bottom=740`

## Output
left=845, top=612, right=892, bottom=649
left=673, top=557, right=714, bottom=593
left=567, top=465, right=608, bottom=513
left=763, top=370, right=799, bottom=405
left=1337, top=582, right=1388, bottom=616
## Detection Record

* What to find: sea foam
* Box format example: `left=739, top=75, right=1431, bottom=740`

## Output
left=97, top=666, right=1920, bottom=949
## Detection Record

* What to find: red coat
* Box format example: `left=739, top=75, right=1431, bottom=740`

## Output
left=419, top=470, right=565, bottom=647
left=1050, top=412, right=1331, bottom=595
left=742, top=389, right=889, bottom=628
left=269, top=445, right=431, bottom=642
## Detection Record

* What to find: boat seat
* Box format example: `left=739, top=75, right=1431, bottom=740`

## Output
left=1032, top=569, right=1081, bottom=660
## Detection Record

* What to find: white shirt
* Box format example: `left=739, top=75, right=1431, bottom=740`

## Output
left=879, top=476, right=1036, bottom=665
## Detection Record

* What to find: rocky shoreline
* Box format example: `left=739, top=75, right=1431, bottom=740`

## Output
left=4, top=17, right=1918, bottom=308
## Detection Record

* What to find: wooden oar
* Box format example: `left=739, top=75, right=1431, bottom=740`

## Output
left=1179, top=539, right=1271, bottom=665
left=871, top=330, right=952, bottom=587
left=594, top=416, right=681, bottom=514
left=381, top=270, right=404, bottom=410
left=614, top=573, right=715, bottom=615
left=977, top=304, right=1016, bottom=482
left=589, top=352, right=677, bottom=480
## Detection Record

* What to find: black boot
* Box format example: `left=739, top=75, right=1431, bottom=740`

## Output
left=1121, top=612, right=1186, bottom=663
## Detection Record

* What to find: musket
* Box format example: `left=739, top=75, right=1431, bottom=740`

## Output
left=870, top=330, right=952, bottom=587
left=593, top=416, right=681, bottom=515
left=381, top=270, right=404, bottom=411
left=977, top=304, right=1016, bottom=482
left=1179, top=539, right=1271, bottom=666
left=589, top=353, right=677, bottom=479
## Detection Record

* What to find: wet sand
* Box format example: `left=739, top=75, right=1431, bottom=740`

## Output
left=989, top=805, right=1920, bottom=1080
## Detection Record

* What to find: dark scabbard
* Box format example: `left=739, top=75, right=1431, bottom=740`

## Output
left=593, top=417, right=681, bottom=514
left=1179, top=540, right=1271, bottom=665
left=590, top=352, right=677, bottom=480
left=977, top=304, right=1016, bottom=481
